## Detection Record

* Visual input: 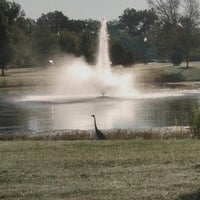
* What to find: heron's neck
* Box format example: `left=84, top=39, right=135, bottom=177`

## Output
left=93, top=117, right=98, bottom=130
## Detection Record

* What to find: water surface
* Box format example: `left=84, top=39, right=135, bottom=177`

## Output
left=0, top=87, right=200, bottom=132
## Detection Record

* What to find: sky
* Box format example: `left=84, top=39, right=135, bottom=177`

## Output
left=15, top=0, right=148, bottom=20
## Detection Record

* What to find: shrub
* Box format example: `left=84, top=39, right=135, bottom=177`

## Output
left=189, top=107, right=200, bottom=139
left=171, top=51, right=183, bottom=66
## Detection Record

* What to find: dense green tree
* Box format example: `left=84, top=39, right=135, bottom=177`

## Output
left=83, top=19, right=100, bottom=33
left=67, top=19, right=99, bottom=34
left=1, top=0, right=200, bottom=70
left=0, top=0, right=25, bottom=75
left=16, top=18, right=37, bottom=67
left=110, top=39, right=134, bottom=66
left=36, top=13, right=99, bottom=65
left=119, top=8, right=157, bottom=36
left=80, top=31, right=97, bottom=63
left=59, top=31, right=80, bottom=56
left=37, top=11, right=69, bottom=33
left=108, top=16, right=155, bottom=65
left=32, top=25, right=60, bottom=66
left=108, top=8, right=157, bottom=65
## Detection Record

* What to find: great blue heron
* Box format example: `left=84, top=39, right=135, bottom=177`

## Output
left=91, top=115, right=106, bottom=140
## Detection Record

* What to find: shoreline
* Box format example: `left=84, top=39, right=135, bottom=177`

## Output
left=0, top=126, right=192, bottom=141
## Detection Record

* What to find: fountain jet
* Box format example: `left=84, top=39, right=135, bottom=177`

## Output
left=51, top=19, right=135, bottom=98
left=93, top=19, right=134, bottom=97
left=96, top=19, right=111, bottom=78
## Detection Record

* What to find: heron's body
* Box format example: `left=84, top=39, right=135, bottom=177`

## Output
left=91, top=115, right=106, bottom=140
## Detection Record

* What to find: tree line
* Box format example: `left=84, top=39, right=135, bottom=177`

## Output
left=0, top=0, right=200, bottom=75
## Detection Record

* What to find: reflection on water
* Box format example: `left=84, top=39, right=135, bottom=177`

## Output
left=0, top=87, right=200, bottom=131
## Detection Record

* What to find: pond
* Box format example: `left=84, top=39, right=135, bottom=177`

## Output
left=0, top=87, right=200, bottom=132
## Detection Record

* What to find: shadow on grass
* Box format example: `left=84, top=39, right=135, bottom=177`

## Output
left=0, top=74, right=11, bottom=77
left=155, top=67, right=188, bottom=83
left=155, top=73, right=185, bottom=82
left=178, top=190, right=200, bottom=200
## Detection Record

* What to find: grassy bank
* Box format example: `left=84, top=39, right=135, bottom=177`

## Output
left=0, top=67, right=54, bottom=88
left=132, top=62, right=200, bottom=83
left=0, top=127, right=192, bottom=141
left=0, top=140, right=200, bottom=199
left=1, top=62, right=200, bottom=88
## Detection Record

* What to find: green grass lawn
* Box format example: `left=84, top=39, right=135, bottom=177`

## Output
left=1, top=62, right=200, bottom=88
left=121, top=62, right=200, bottom=83
left=1, top=140, right=200, bottom=199
left=0, top=67, right=54, bottom=88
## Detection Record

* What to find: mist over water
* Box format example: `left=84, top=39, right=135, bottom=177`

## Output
left=51, top=19, right=135, bottom=99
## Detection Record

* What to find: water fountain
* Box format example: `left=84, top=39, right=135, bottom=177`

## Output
left=94, top=19, right=133, bottom=96
left=50, top=19, right=134, bottom=100
left=2, top=19, right=198, bottom=131
left=95, top=18, right=113, bottom=96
